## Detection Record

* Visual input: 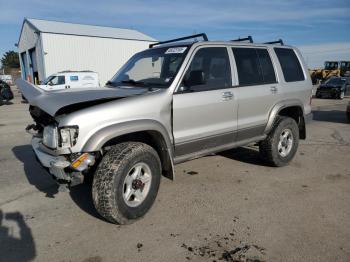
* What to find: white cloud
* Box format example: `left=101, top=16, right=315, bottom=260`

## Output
left=298, top=43, right=350, bottom=68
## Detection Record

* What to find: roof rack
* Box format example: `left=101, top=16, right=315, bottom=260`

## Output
left=231, top=36, right=253, bottom=43
left=264, top=39, right=284, bottom=45
left=149, top=33, right=208, bottom=48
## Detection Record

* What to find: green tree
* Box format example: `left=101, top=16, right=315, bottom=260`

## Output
left=1, top=51, right=20, bottom=69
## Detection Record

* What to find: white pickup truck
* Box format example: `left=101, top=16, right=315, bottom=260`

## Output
left=38, top=71, right=99, bottom=91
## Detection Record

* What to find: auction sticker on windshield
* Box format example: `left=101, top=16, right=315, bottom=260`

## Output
left=165, top=47, right=187, bottom=54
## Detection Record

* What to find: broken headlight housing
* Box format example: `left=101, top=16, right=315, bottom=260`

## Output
left=43, top=125, right=58, bottom=149
left=42, top=125, right=79, bottom=149
left=58, top=126, right=79, bottom=149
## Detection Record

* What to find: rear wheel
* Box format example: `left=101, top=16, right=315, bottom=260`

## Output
left=259, top=116, right=299, bottom=167
left=92, top=142, right=161, bottom=224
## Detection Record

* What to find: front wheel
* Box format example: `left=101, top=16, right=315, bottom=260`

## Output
left=259, top=116, right=299, bottom=167
left=92, top=142, right=161, bottom=224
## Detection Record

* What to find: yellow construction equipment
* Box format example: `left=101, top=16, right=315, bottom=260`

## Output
left=340, top=61, right=350, bottom=77
left=310, top=61, right=350, bottom=84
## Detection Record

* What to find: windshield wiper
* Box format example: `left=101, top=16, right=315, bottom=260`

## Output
left=106, top=81, right=118, bottom=87
left=121, top=79, right=147, bottom=86
left=119, top=80, right=168, bottom=89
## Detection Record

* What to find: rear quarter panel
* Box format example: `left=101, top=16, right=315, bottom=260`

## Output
left=272, top=46, right=313, bottom=116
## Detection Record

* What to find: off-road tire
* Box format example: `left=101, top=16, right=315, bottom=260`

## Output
left=92, top=142, right=161, bottom=224
left=259, top=116, right=299, bottom=167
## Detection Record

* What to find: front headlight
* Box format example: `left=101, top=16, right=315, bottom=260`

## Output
left=59, top=126, right=79, bottom=149
left=43, top=125, right=58, bottom=149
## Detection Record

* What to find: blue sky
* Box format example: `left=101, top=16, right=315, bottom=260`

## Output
left=0, top=0, right=349, bottom=67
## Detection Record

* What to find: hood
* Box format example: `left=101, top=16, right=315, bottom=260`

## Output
left=16, top=79, right=149, bottom=116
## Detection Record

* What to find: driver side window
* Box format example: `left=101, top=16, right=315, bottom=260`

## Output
left=50, top=76, right=65, bottom=85
left=181, top=47, right=231, bottom=92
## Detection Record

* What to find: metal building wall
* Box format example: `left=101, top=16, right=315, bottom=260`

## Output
left=41, top=33, right=153, bottom=85
left=17, top=22, right=45, bottom=82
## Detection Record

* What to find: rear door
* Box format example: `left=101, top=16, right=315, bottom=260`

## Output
left=231, top=47, right=280, bottom=140
left=172, top=46, right=238, bottom=157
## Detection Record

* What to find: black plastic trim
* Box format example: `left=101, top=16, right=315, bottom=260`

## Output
left=231, top=36, right=253, bottom=43
left=149, top=33, right=208, bottom=48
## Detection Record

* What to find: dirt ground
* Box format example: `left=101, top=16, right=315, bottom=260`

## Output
left=0, top=88, right=349, bottom=262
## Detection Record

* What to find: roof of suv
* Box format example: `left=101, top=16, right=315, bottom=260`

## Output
left=148, top=34, right=293, bottom=50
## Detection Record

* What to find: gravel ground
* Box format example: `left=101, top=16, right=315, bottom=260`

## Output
left=0, top=88, right=349, bottom=262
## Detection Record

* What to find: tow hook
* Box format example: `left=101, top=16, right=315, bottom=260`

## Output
left=25, top=124, right=39, bottom=135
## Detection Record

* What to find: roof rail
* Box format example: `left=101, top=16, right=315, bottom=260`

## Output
left=149, top=33, right=209, bottom=48
left=264, top=39, right=284, bottom=45
left=231, top=36, right=253, bottom=43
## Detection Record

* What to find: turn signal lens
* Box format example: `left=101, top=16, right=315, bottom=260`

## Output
left=71, top=153, right=89, bottom=169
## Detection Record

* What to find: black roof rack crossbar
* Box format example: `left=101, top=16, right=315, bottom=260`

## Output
left=264, top=39, right=284, bottom=45
left=231, top=36, right=253, bottom=43
left=149, top=33, right=208, bottom=48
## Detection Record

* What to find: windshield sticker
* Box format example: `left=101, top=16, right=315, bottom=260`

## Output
left=165, top=47, right=187, bottom=54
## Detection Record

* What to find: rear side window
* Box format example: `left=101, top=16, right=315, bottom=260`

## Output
left=274, top=48, right=305, bottom=82
left=232, top=48, right=276, bottom=86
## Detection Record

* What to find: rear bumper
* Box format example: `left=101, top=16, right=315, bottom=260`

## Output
left=304, top=112, right=313, bottom=124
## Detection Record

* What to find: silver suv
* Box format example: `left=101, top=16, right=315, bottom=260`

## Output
left=18, top=34, right=313, bottom=224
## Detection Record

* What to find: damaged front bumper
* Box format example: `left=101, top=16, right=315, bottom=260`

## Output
left=31, top=137, right=94, bottom=185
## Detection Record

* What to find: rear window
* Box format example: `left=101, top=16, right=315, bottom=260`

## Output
left=274, top=48, right=305, bottom=82
left=232, top=48, right=276, bottom=86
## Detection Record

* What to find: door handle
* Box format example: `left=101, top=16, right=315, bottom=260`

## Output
left=222, top=91, right=233, bottom=100
left=270, top=86, right=278, bottom=93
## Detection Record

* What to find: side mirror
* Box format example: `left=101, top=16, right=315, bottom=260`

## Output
left=184, top=70, right=205, bottom=87
left=48, top=81, right=53, bottom=86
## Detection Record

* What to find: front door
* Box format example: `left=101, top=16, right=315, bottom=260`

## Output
left=173, top=47, right=238, bottom=157
left=46, top=75, right=66, bottom=91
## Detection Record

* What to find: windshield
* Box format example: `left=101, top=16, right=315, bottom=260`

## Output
left=42, top=75, right=55, bottom=85
left=324, top=62, right=338, bottom=70
left=341, top=62, right=350, bottom=70
left=325, top=77, right=346, bottom=85
left=109, top=46, right=189, bottom=88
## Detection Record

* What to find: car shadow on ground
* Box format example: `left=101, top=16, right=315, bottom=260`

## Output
left=12, top=144, right=102, bottom=221
left=219, top=146, right=270, bottom=167
left=312, top=110, right=348, bottom=124
left=69, top=183, right=102, bottom=221
left=0, top=210, right=36, bottom=262
left=12, top=145, right=58, bottom=198
left=0, top=101, right=14, bottom=106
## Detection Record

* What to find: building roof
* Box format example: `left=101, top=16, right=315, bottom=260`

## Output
left=22, top=18, right=157, bottom=42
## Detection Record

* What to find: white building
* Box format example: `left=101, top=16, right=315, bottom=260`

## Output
left=17, top=18, right=157, bottom=85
